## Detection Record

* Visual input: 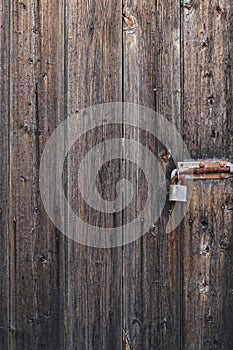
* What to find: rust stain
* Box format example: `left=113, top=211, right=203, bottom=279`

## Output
left=122, top=15, right=137, bottom=32
left=184, top=3, right=192, bottom=10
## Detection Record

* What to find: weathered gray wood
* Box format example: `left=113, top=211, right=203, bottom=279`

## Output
left=183, top=0, right=232, bottom=159
left=182, top=1, right=233, bottom=348
left=0, top=1, right=10, bottom=348
left=183, top=1, right=232, bottom=158
left=7, top=1, right=66, bottom=349
left=123, top=0, right=183, bottom=349
left=0, top=1, right=233, bottom=349
left=183, top=181, right=233, bottom=349
left=66, top=1, right=123, bottom=349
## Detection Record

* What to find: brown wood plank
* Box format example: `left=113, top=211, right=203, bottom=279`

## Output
left=123, top=0, right=183, bottom=348
left=183, top=0, right=233, bottom=159
left=182, top=1, right=233, bottom=348
left=0, top=1, right=10, bottom=348
left=8, top=1, right=66, bottom=348
left=66, top=0, right=123, bottom=349
left=183, top=181, right=233, bottom=349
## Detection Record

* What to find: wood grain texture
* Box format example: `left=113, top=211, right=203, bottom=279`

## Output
left=66, top=1, right=123, bottom=349
left=182, top=1, right=233, bottom=349
left=183, top=0, right=233, bottom=159
left=123, top=0, right=183, bottom=349
left=0, top=0, right=233, bottom=349
left=0, top=1, right=10, bottom=348
left=183, top=181, right=233, bottom=349
left=8, top=1, right=66, bottom=348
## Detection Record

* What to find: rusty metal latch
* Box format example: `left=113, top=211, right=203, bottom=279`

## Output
left=169, top=161, right=233, bottom=202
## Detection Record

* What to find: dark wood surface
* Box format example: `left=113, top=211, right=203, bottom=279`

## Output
left=0, top=0, right=232, bottom=349
left=123, top=0, right=183, bottom=349
left=0, top=1, right=10, bottom=348
left=5, top=1, right=66, bottom=349
left=182, top=1, right=233, bottom=349
left=66, top=1, right=123, bottom=349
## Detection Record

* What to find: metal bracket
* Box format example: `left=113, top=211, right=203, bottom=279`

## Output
left=169, top=161, right=233, bottom=202
left=172, top=161, right=233, bottom=181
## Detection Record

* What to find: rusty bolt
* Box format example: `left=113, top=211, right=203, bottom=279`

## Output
left=207, top=96, right=215, bottom=104
left=22, top=124, right=31, bottom=134
left=122, top=15, right=137, bottom=29
left=219, top=161, right=225, bottom=168
left=220, top=173, right=225, bottom=179
left=151, top=225, right=158, bottom=237
left=184, top=3, right=192, bottom=10
left=199, top=279, right=210, bottom=294
left=216, top=6, right=223, bottom=14
left=199, top=161, right=205, bottom=168
left=162, top=149, right=171, bottom=162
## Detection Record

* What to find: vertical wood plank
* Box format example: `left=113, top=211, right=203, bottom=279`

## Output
left=183, top=181, right=233, bottom=349
left=8, top=1, right=66, bottom=348
left=66, top=0, right=123, bottom=349
left=182, top=0, right=233, bottom=348
left=0, top=1, right=10, bottom=348
left=154, top=1, right=184, bottom=347
left=123, top=0, right=182, bottom=349
left=183, top=0, right=233, bottom=159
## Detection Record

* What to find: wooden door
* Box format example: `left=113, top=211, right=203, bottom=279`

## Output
left=0, top=0, right=232, bottom=349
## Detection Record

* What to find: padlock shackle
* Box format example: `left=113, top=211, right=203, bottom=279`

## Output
left=171, top=175, right=185, bottom=186
left=171, top=175, right=178, bottom=185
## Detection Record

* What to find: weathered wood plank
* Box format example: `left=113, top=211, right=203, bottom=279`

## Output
left=183, top=0, right=233, bottom=159
left=66, top=0, right=123, bottom=349
left=8, top=1, right=66, bottom=348
left=123, top=0, right=183, bottom=348
left=182, top=1, right=233, bottom=348
left=183, top=181, right=233, bottom=349
left=0, top=1, right=10, bottom=348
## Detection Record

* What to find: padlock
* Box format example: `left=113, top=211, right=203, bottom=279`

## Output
left=169, top=183, right=187, bottom=202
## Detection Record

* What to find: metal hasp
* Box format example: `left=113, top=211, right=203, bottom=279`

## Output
left=169, top=161, right=233, bottom=202
left=177, top=161, right=233, bottom=180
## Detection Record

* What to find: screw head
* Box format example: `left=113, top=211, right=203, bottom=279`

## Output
left=199, top=161, right=205, bottom=168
